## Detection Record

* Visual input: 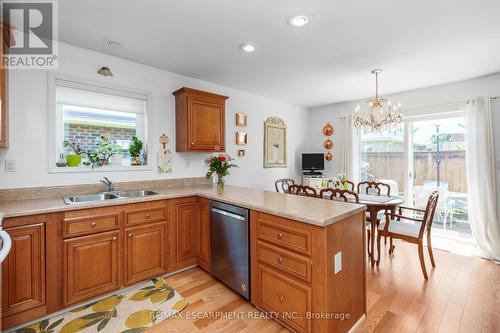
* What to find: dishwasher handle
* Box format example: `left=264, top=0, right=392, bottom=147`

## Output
left=0, top=230, right=12, bottom=263
left=211, top=207, right=246, bottom=221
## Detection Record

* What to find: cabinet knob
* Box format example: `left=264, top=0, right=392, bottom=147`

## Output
left=278, top=257, right=284, bottom=264
left=91, top=221, right=96, bottom=227
left=277, top=233, right=283, bottom=239
left=128, top=233, right=133, bottom=238
left=112, top=236, right=117, bottom=241
left=279, top=296, right=285, bottom=303
left=145, top=214, right=151, bottom=219
left=191, top=142, right=195, bottom=145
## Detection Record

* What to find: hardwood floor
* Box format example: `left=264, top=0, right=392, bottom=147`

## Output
left=147, top=240, right=500, bottom=333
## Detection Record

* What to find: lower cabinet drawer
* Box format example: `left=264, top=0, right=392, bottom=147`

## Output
left=63, top=214, right=119, bottom=238
left=257, top=264, right=311, bottom=333
left=125, top=206, right=167, bottom=225
left=257, top=241, right=312, bottom=283
left=63, top=231, right=121, bottom=306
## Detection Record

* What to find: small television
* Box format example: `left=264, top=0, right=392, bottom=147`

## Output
left=302, top=153, right=324, bottom=173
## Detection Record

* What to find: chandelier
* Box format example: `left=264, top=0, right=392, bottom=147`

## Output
left=353, top=69, right=403, bottom=133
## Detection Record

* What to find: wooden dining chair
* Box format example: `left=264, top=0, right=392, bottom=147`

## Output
left=287, top=184, right=317, bottom=197
left=377, top=191, right=439, bottom=279
left=275, top=178, right=295, bottom=193
left=358, top=181, right=392, bottom=246
left=357, top=181, right=391, bottom=196
left=321, top=188, right=373, bottom=257
left=334, top=180, right=356, bottom=191
left=321, top=188, right=359, bottom=203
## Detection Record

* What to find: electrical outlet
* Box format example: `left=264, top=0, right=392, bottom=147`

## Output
left=185, top=159, right=191, bottom=168
left=5, top=159, right=16, bottom=172
left=334, top=252, right=342, bottom=274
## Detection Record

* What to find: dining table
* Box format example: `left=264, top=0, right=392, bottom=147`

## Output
left=357, top=194, right=404, bottom=265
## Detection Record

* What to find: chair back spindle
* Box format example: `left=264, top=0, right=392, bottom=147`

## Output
left=320, top=188, right=359, bottom=203
left=275, top=178, right=295, bottom=193
left=287, top=184, right=317, bottom=197
left=357, top=181, right=391, bottom=196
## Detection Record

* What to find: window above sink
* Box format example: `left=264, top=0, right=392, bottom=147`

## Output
left=47, top=73, right=152, bottom=173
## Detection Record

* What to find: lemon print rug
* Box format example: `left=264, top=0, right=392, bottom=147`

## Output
left=10, top=277, right=187, bottom=333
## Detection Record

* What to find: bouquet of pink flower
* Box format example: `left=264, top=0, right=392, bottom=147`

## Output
left=205, top=153, right=238, bottom=189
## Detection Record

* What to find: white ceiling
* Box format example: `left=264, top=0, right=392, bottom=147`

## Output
left=59, top=0, right=500, bottom=108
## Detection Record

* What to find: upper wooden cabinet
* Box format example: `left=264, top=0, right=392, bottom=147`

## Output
left=173, top=87, right=228, bottom=152
left=0, top=22, right=14, bottom=148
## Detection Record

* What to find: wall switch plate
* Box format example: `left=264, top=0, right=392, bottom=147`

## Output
left=5, top=159, right=16, bottom=172
left=334, top=252, right=342, bottom=274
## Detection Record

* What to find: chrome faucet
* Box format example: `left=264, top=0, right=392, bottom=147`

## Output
left=100, top=177, right=115, bottom=192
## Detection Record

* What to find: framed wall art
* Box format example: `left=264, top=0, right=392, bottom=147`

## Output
left=235, top=112, right=247, bottom=127
left=236, top=131, right=248, bottom=145
left=263, top=116, right=287, bottom=168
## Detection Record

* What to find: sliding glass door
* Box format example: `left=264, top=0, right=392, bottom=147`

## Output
left=359, top=126, right=406, bottom=197
left=409, top=116, right=471, bottom=236
left=359, top=112, right=472, bottom=246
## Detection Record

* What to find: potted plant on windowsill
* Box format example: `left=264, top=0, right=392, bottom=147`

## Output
left=97, top=136, right=122, bottom=166
left=129, top=136, right=144, bottom=166
left=205, top=153, right=238, bottom=190
left=63, top=141, right=83, bottom=167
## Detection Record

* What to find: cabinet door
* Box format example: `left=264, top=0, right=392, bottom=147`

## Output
left=63, top=231, right=120, bottom=306
left=0, top=24, right=9, bottom=148
left=196, top=199, right=211, bottom=272
left=2, top=224, right=45, bottom=317
left=124, top=222, right=166, bottom=285
left=187, top=97, right=225, bottom=151
left=168, top=199, right=198, bottom=271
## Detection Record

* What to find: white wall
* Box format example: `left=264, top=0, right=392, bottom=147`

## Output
left=0, top=43, right=309, bottom=190
left=309, top=73, right=500, bottom=179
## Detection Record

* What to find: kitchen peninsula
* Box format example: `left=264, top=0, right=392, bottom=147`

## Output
left=0, top=179, right=366, bottom=333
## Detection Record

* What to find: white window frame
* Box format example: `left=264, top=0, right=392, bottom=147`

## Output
left=47, top=72, right=153, bottom=173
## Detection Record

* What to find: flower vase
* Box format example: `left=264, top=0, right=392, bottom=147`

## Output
left=343, top=181, right=349, bottom=190
left=216, top=174, right=225, bottom=190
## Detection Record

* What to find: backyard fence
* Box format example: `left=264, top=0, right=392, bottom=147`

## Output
left=361, top=150, right=467, bottom=193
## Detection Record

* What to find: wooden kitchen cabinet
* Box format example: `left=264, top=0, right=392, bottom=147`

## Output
left=2, top=223, right=46, bottom=318
left=196, top=197, right=211, bottom=272
left=63, top=231, right=121, bottom=306
left=168, top=197, right=198, bottom=271
left=124, top=222, right=167, bottom=285
left=173, top=87, right=228, bottom=152
left=0, top=22, right=14, bottom=148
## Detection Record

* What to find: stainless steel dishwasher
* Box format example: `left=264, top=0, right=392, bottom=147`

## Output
left=210, top=201, right=250, bottom=300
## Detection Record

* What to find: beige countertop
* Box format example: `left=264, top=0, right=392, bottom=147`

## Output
left=0, top=185, right=366, bottom=227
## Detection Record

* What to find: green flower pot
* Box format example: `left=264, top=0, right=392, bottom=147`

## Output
left=66, top=154, right=82, bottom=167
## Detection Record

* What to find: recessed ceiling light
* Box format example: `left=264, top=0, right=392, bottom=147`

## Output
left=239, top=42, right=256, bottom=53
left=288, top=15, right=311, bottom=27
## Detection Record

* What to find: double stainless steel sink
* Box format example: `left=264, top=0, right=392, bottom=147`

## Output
left=63, top=190, right=159, bottom=205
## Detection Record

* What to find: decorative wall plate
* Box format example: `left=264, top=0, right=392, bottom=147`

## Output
left=236, top=113, right=248, bottom=127
left=323, top=123, right=334, bottom=136
left=323, top=139, right=333, bottom=150
left=158, top=134, right=173, bottom=173
left=236, top=131, right=248, bottom=145
left=325, top=152, right=333, bottom=161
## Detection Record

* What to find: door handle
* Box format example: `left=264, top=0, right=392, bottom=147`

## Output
left=211, top=208, right=245, bottom=221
